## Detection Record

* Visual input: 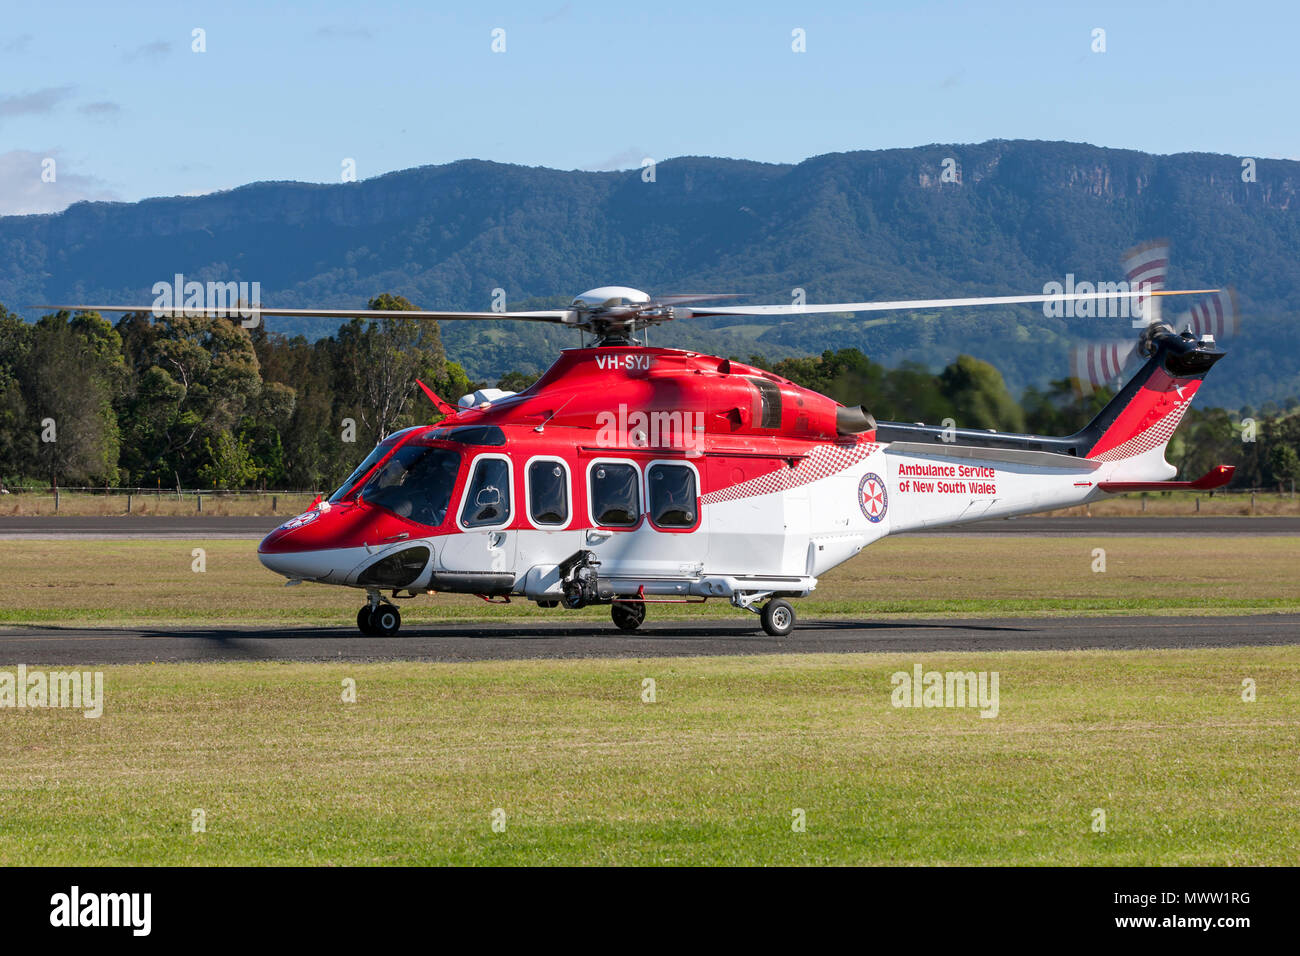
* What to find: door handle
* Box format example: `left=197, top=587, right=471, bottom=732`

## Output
left=586, top=529, right=612, bottom=544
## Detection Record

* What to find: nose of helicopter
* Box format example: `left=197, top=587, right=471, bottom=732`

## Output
left=258, top=500, right=428, bottom=583
left=257, top=503, right=358, bottom=582
left=257, top=539, right=337, bottom=581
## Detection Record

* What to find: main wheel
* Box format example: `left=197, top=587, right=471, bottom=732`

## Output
left=357, top=606, right=377, bottom=635
left=371, top=604, right=401, bottom=636
left=760, top=599, right=795, bottom=637
left=611, top=599, right=646, bottom=632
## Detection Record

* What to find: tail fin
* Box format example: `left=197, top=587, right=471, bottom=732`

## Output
left=1069, top=326, right=1225, bottom=473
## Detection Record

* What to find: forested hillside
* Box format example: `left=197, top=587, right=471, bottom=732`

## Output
left=2, top=140, right=1298, bottom=410
left=2, top=301, right=1296, bottom=492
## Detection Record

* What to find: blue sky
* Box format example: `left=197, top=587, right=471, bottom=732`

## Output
left=1, top=0, right=1294, bottom=214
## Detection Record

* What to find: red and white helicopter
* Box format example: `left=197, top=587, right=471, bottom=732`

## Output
left=55, top=249, right=1234, bottom=637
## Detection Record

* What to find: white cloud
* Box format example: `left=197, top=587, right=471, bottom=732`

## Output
left=79, top=101, right=122, bottom=118
left=0, top=86, right=75, bottom=118
left=0, top=150, right=119, bottom=215
left=584, top=147, right=648, bottom=171
left=123, top=40, right=170, bottom=63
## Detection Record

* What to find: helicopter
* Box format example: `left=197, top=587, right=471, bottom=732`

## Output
left=45, top=262, right=1233, bottom=638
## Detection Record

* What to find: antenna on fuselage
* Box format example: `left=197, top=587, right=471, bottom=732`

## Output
left=534, top=394, right=575, bottom=434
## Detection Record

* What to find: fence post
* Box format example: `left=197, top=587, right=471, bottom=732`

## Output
left=126, top=493, right=132, bottom=514
left=54, top=490, right=59, bottom=513
left=1251, top=492, right=1256, bottom=514
left=272, top=495, right=278, bottom=513
left=1195, top=497, right=1200, bottom=513
left=197, top=494, right=202, bottom=514
left=1141, top=496, right=1146, bottom=513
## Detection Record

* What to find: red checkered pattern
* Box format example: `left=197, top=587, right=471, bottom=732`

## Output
left=701, top=442, right=880, bottom=505
left=1088, top=400, right=1191, bottom=463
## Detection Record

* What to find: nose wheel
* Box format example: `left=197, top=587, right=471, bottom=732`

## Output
left=760, top=599, right=795, bottom=637
left=358, top=603, right=401, bottom=636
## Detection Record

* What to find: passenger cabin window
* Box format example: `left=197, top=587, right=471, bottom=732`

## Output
left=460, top=458, right=511, bottom=528
left=647, top=464, right=697, bottom=529
left=528, top=460, right=569, bottom=526
left=589, top=463, right=640, bottom=527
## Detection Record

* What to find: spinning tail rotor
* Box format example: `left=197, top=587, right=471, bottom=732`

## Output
left=1069, top=241, right=1239, bottom=394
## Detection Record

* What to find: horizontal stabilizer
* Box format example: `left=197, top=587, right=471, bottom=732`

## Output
left=1097, top=464, right=1234, bottom=493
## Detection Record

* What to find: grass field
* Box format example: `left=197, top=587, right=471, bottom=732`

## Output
left=0, top=536, right=1296, bottom=626
left=1, top=648, right=1296, bottom=865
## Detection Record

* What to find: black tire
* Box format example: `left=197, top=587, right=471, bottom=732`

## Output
left=760, top=599, right=794, bottom=637
left=536, top=599, right=559, bottom=608
left=357, top=606, right=377, bottom=636
left=611, top=600, right=646, bottom=632
left=371, top=604, right=401, bottom=636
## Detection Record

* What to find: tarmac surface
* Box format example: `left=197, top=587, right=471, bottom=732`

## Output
left=2, top=514, right=1293, bottom=664
left=1, top=515, right=1298, bottom=537
left=1, top=614, right=1295, bottom=665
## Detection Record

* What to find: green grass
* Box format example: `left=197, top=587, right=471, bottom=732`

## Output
left=1, top=648, right=1297, bottom=865
left=1, top=536, right=1296, bottom=626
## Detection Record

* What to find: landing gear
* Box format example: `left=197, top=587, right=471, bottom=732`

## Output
left=371, top=604, right=401, bottom=636
left=731, top=591, right=798, bottom=636
left=611, top=599, right=646, bottom=632
left=357, top=602, right=401, bottom=636
left=357, top=606, right=377, bottom=635
left=760, top=599, right=795, bottom=637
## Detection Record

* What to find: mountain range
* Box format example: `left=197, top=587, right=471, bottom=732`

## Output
left=2, top=139, right=1298, bottom=410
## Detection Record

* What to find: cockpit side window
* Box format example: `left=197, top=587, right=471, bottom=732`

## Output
left=460, top=457, right=512, bottom=529
left=360, top=446, right=461, bottom=527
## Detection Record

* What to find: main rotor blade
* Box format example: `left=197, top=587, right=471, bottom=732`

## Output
left=29, top=305, right=578, bottom=324
left=650, top=292, right=747, bottom=307
left=686, top=288, right=1220, bottom=317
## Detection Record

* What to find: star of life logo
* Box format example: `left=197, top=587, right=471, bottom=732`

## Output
left=859, top=472, right=888, bottom=522
left=278, top=509, right=320, bottom=531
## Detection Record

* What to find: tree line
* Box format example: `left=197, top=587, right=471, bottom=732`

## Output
left=1, top=303, right=1296, bottom=492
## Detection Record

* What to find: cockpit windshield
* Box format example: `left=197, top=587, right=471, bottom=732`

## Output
left=326, top=427, right=426, bottom=504
left=328, top=445, right=390, bottom=503
left=359, top=445, right=462, bottom=527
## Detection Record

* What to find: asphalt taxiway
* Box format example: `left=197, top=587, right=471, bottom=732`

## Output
left=0, top=614, right=1295, bottom=665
